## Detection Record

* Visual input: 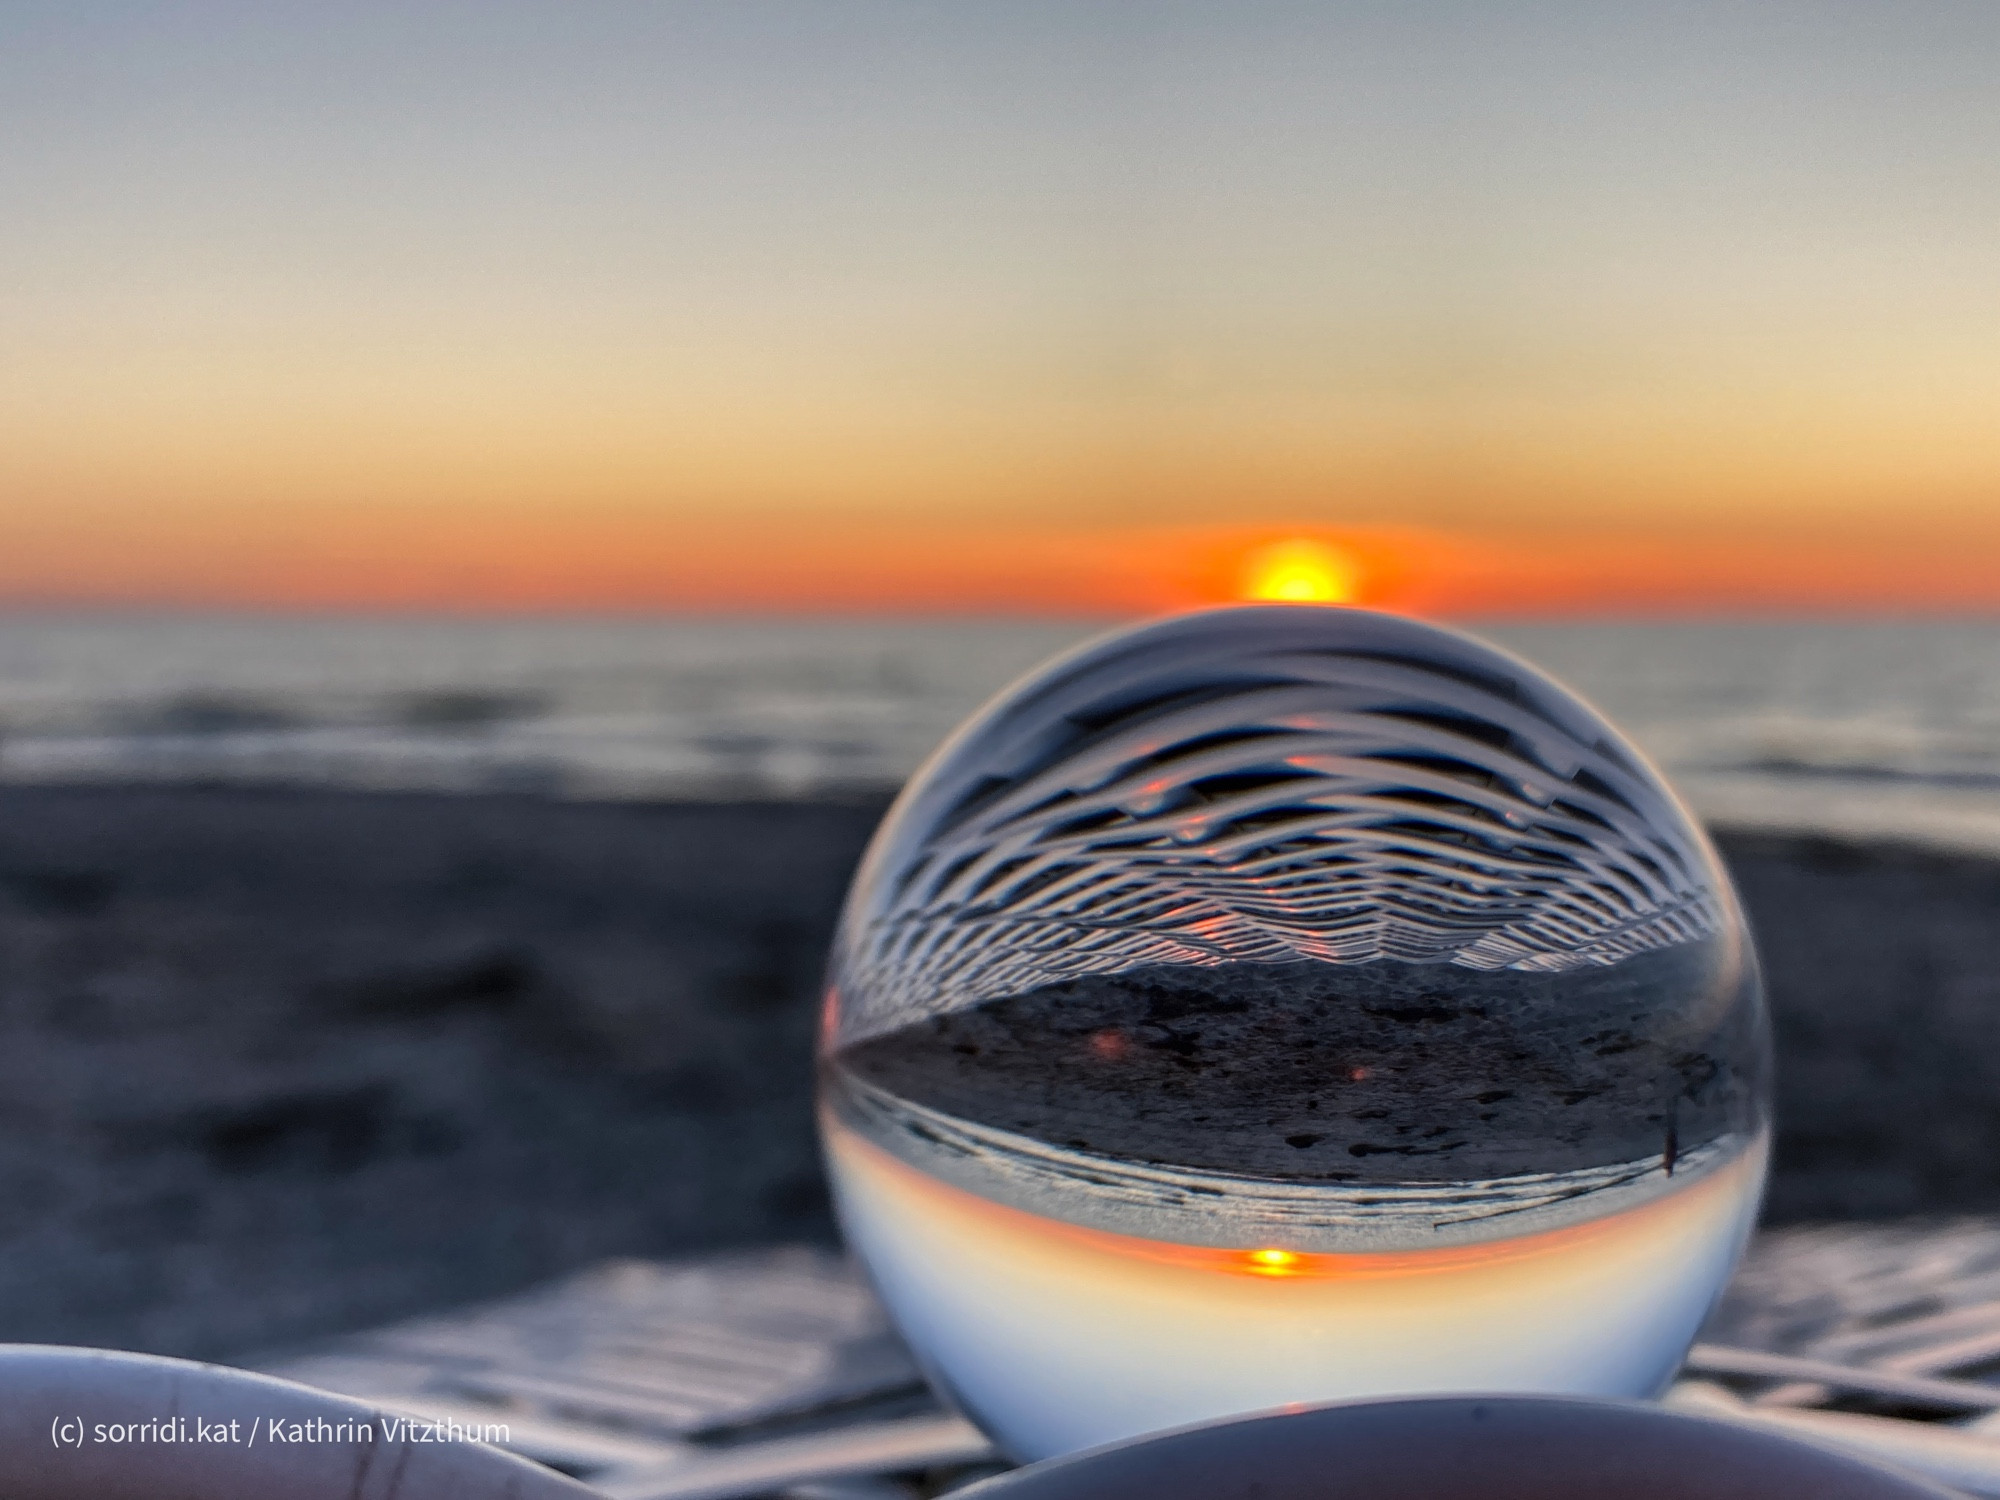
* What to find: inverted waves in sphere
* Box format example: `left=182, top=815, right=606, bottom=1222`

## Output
left=838, top=625, right=1730, bottom=1039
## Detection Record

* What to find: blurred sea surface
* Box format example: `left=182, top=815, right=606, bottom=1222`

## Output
left=0, top=614, right=1995, bottom=853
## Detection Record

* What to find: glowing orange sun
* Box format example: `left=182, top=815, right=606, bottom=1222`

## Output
left=1241, top=539, right=1361, bottom=604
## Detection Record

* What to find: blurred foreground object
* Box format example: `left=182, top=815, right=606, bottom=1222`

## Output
left=0, top=1344, right=594, bottom=1500
left=820, top=605, right=1770, bottom=1458
left=951, top=1395, right=1954, bottom=1500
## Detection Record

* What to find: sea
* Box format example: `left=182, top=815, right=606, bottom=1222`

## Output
left=0, top=613, right=1996, bottom=854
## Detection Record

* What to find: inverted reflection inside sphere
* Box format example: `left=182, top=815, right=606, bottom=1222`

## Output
left=818, top=606, right=1770, bottom=1462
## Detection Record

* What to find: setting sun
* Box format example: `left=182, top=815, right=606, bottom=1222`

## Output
left=1242, top=539, right=1362, bottom=604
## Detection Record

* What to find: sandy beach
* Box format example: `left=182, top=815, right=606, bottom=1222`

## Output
left=0, top=785, right=1995, bottom=1362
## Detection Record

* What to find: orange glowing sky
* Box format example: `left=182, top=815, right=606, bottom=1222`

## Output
left=3, top=4, right=1997, bottom=616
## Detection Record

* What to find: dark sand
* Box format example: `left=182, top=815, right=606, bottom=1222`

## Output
left=0, top=786, right=1995, bottom=1359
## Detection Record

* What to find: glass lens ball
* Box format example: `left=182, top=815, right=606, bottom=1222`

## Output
left=819, top=605, right=1770, bottom=1462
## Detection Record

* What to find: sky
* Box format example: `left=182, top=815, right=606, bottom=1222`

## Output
left=2, top=2, right=1997, bottom=615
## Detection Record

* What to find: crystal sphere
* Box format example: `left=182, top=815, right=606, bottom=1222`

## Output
left=819, top=605, right=1770, bottom=1462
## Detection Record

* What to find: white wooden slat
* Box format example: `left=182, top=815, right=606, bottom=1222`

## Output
left=1685, top=1343, right=2000, bottom=1413
left=254, top=1244, right=928, bottom=1455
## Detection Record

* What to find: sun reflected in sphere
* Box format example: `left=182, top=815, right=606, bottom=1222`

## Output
left=819, top=605, right=1770, bottom=1462
left=1243, top=1248, right=1302, bottom=1276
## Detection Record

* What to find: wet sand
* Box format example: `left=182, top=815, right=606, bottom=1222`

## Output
left=0, top=785, right=1994, bottom=1358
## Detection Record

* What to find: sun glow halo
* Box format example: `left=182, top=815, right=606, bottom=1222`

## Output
left=1242, top=539, right=1361, bottom=604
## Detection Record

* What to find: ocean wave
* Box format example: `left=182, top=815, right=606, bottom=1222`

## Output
left=0, top=615, right=1994, bottom=852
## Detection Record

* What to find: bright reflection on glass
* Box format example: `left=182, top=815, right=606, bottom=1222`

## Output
left=819, top=606, right=1771, bottom=1463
